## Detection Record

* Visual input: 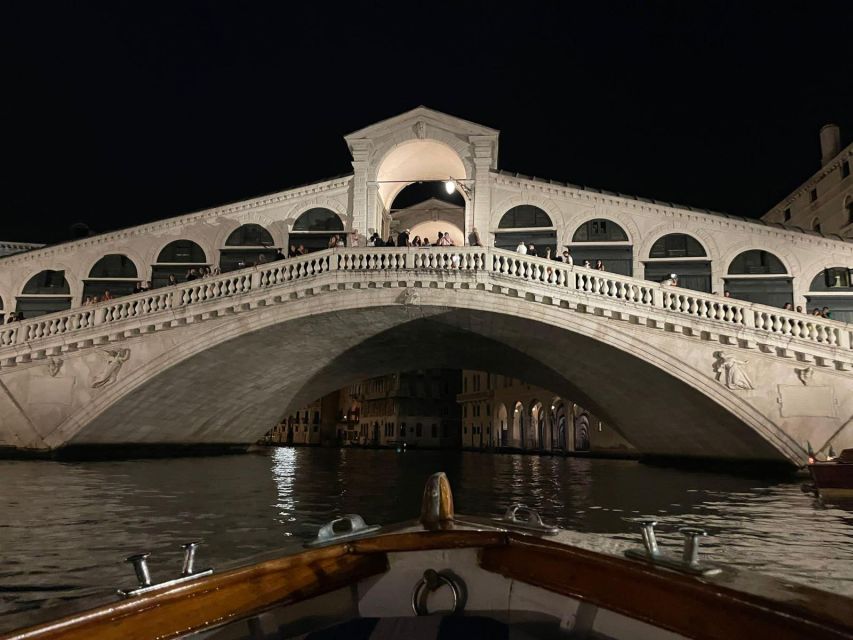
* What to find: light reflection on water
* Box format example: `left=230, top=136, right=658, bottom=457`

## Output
left=0, top=447, right=851, bottom=631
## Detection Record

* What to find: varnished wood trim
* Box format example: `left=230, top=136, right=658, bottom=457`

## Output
left=350, top=528, right=506, bottom=553
left=480, top=535, right=853, bottom=640
left=2, top=550, right=386, bottom=640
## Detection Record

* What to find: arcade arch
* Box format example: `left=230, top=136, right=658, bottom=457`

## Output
left=152, top=240, right=208, bottom=288
left=496, top=403, right=508, bottom=447
left=807, top=266, right=853, bottom=321
left=494, top=205, right=557, bottom=255
left=511, top=401, right=525, bottom=448
left=17, top=269, right=72, bottom=317
left=644, top=233, right=712, bottom=292
left=386, top=184, right=465, bottom=246
left=82, top=254, right=139, bottom=302
left=725, top=249, right=792, bottom=307
left=569, top=218, right=633, bottom=275
left=373, top=138, right=471, bottom=240
left=289, top=208, right=345, bottom=252
left=220, top=223, right=276, bottom=272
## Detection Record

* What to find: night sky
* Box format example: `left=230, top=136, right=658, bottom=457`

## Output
left=3, top=2, right=851, bottom=244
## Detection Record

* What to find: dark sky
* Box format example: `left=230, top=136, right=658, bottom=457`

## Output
left=2, top=1, right=851, bottom=244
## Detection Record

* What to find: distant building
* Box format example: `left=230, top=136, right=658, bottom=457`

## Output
left=0, top=241, right=44, bottom=258
left=457, top=370, right=634, bottom=454
left=265, top=369, right=461, bottom=448
left=761, top=125, right=853, bottom=319
left=762, top=124, right=852, bottom=236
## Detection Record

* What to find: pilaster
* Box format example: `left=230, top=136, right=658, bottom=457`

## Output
left=470, top=135, right=496, bottom=246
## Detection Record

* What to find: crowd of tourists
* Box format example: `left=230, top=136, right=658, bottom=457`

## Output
left=366, top=229, right=462, bottom=248
left=0, top=239, right=838, bottom=324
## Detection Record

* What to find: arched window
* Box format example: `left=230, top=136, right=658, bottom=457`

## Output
left=157, top=240, right=206, bottom=264
left=645, top=233, right=711, bottom=292
left=153, top=240, right=208, bottom=288
left=221, top=224, right=277, bottom=272
left=569, top=219, right=633, bottom=276
left=17, top=270, right=72, bottom=318
left=494, top=206, right=556, bottom=255
left=289, top=208, right=346, bottom=253
left=22, top=270, right=70, bottom=294
left=727, top=250, right=787, bottom=275
left=225, top=224, right=274, bottom=247
left=725, top=250, right=791, bottom=307
left=572, top=219, right=628, bottom=242
left=808, top=267, right=853, bottom=322
left=498, top=205, right=552, bottom=229
left=82, top=254, right=139, bottom=302
left=812, top=218, right=822, bottom=234
left=649, top=234, right=706, bottom=258
left=293, top=208, right=344, bottom=232
left=845, top=196, right=853, bottom=227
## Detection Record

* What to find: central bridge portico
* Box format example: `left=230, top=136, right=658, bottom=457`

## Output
left=1, top=107, right=852, bottom=462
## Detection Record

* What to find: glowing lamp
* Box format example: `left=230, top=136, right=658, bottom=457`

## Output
left=444, top=180, right=456, bottom=195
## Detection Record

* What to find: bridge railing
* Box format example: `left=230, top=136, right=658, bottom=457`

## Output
left=0, top=246, right=850, bottom=352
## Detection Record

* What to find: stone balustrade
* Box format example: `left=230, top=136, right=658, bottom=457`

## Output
left=1, top=247, right=850, bottom=355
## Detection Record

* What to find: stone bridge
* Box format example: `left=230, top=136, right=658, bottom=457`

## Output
left=1, top=247, right=851, bottom=465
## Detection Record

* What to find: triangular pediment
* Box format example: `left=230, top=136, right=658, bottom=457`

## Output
left=345, top=106, right=499, bottom=143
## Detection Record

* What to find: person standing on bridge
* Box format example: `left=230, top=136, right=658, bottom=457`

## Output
left=516, top=241, right=527, bottom=254
left=397, top=228, right=410, bottom=247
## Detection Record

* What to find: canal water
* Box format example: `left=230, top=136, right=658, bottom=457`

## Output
left=1, top=447, right=852, bottom=631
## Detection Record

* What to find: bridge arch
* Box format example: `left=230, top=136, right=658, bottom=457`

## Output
left=37, top=279, right=812, bottom=466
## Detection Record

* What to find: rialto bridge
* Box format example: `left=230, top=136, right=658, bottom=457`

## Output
left=1, top=107, right=852, bottom=464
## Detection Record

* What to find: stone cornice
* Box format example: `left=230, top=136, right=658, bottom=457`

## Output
left=0, top=175, right=353, bottom=268
left=491, top=171, right=853, bottom=254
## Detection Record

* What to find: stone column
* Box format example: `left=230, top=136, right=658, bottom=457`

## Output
left=349, top=140, right=373, bottom=241
left=470, top=136, right=495, bottom=246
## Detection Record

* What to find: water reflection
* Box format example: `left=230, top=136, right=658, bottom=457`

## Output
left=0, top=448, right=851, bottom=631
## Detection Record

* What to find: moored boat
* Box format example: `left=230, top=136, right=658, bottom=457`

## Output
left=1, top=472, right=851, bottom=640
left=809, top=448, right=853, bottom=501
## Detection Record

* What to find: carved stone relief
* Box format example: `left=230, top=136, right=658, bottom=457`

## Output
left=91, top=348, right=131, bottom=389
left=713, top=351, right=754, bottom=391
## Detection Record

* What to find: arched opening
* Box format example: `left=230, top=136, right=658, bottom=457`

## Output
left=374, top=139, right=470, bottom=242
left=494, top=206, right=557, bottom=257
left=845, top=196, right=853, bottom=229
left=570, top=219, right=633, bottom=275
left=552, top=400, right=568, bottom=450
left=512, top=401, right=524, bottom=448
left=644, top=233, right=711, bottom=292
left=0, top=295, right=4, bottom=324
left=574, top=413, right=591, bottom=452
left=153, top=240, right=208, bottom=288
left=812, top=218, right=822, bottom=234
left=289, top=208, right=345, bottom=254
left=725, top=250, right=792, bottom=307
left=220, top=224, right=276, bottom=273
left=496, top=403, right=508, bottom=447
left=82, top=254, right=138, bottom=303
left=17, top=270, right=72, bottom=318
left=807, top=267, right=853, bottom=322
left=385, top=183, right=466, bottom=247
left=530, top=400, right=545, bottom=450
